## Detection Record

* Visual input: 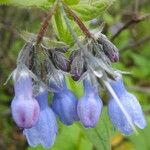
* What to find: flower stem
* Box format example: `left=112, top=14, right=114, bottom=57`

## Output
left=63, top=2, right=93, bottom=38
left=36, top=0, right=58, bottom=44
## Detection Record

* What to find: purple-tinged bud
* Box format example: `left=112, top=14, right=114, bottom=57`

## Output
left=108, top=76, right=146, bottom=135
left=69, top=50, right=80, bottom=64
left=51, top=51, right=70, bottom=72
left=23, top=87, right=58, bottom=148
left=51, top=79, right=79, bottom=125
left=11, top=69, right=40, bottom=128
left=98, top=34, right=119, bottom=62
left=77, top=79, right=103, bottom=128
left=70, top=50, right=87, bottom=81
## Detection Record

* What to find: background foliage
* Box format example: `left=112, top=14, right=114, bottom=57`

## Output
left=0, top=0, right=150, bottom=150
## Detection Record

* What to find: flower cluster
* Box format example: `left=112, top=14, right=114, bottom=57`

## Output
left=9, top=3, right=146, bottom=147
left=10, top=36, right=146, bottom=148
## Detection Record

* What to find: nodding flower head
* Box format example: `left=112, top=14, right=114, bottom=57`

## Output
left=11, top=68, right=40, bottom=128
left=77, top=78, right=103, bottom=128
left=51, top=78, right=79, bottom=125
left=23, top=87, right=58, bottom=148
left=108, top=76, right=146, bottom=135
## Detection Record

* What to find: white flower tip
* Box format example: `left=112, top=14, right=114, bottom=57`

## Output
left=38, top=86, right=46, bottom=94
left=13, top=68, right=30, bottom=81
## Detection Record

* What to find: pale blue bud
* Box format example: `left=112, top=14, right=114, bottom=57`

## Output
left=51, top=78, right=79, bottom=125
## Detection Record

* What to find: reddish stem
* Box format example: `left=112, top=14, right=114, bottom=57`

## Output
left=36, top=2, right=58, bottom=44
left=63, top=3, right=92, bottom=38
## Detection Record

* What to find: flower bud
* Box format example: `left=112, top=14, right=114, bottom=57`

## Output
left=70, top=51, right=86, bottom=81
left=69, top=50, right=80, bottom=63
left=108, top=76, right=146, bottom=135
left=23, top=87, right=58, bottom=148
left=17, top=42, right=33, bottom=66
left=77, top=79, right=103, bottom=128
left=51, top=51, right=70, bottom=72
left=98, top=34, right=119, bottom=62
left=51, top=79, right=79, bottom=125
left=11, top=69, right=40, bottom=128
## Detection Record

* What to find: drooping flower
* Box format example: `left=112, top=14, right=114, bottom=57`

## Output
left=51, top=77, right=79, bottom=125
left=77, top=78, right=103, bottom=128
left=11, top=68, right=40, bottom=128
left=23, top=87, right=58, bottom=148
left=108, top=76, right=146, bottom=135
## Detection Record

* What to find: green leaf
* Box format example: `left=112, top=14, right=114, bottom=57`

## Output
left=131, top=53, right=150, bottom=78
left=42, top=38, right=69, bottom=49
left=71, top=0, right=116, bottom=21
left=20, top=31, right=68, bottom=49
left=54, top=7, right=65, bottom=40
left=0, top=0, right=51, bottom=8
left=64, top=0, right=80, bottom=5
left=54, top=7, right=80, bottom=45
left=0, top=0, right=80, bottom=8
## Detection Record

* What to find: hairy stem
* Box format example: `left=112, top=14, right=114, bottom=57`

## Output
left=63, top=2, right=92, bottom=38
left=36, top=0, right=58, bottom=44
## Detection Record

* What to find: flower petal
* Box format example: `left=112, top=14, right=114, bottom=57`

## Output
left=108, top=98, right=134, bottom=135
left=124, top=93, right=146, bottom=129
left=11, top=97, right=40, bottom=128
left=52, top=90, right=79, bottom=125
left=23, top=108, right=57, bottom=148
left=77, top=94, right=103, bottom=128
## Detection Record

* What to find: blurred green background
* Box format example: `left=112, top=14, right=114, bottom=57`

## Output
left=0, top=0, right=150, bottom=150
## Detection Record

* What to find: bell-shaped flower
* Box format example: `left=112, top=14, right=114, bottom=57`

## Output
left=51, top=78, right=79, bottom=125
left=77, top=79, right=103, bottom=128
left=23, top=87, right=58, bottom=148
left=108, top=76, right=146, bottom=135
left=11, top=68, right=40, bottom=128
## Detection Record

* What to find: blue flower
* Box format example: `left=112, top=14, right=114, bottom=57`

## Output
left=23, top=87, right=58, bottom=148
left=108, top=77, right=146, bottom=135
left=51, top=78, right=79, bottom=125
left=11, top=69, right=40, bottom=128
left=77, top=79, right=103, bottom=128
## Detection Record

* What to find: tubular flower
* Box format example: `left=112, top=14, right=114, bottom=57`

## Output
left=23, top=87, right=58, bottom=148
left=11, top=69, right=40, bottom=128
left=108, top=76, right=146, bottom=135
left=51, top=78, right=79, bottom=125
left=77, top=79, right=103, bottom=128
